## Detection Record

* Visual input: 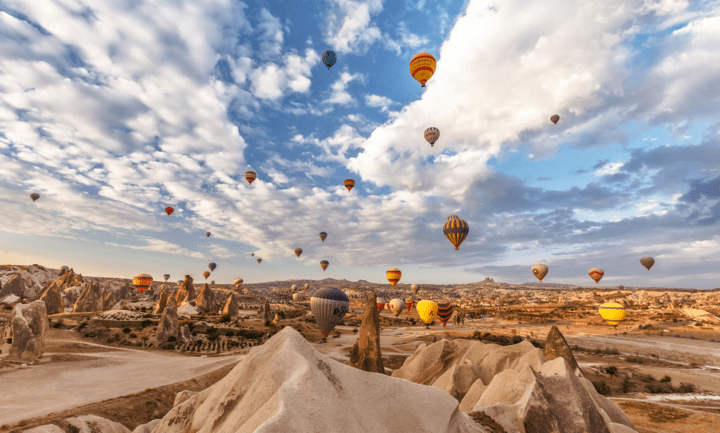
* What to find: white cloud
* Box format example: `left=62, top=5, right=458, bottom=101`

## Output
left=382, top=21, right=431, bottom=55
left=249, top=48, right=319, bottom=100
left=257, top=8, right=284, bottom=60
left=323, top=71, right=364, bottom=105
left=324, top=0, right=384, bottom=54
left=364, top=94, right=397, bottom=112
left=594, top=161, right=624, bottom=176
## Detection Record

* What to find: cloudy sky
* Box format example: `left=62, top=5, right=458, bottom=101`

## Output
left=1, top=0, right=720, bottom=289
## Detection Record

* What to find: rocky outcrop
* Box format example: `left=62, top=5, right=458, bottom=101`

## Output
left=154, top=287, right=170, bottom=314
left=544, top=325, right=582, bottom=376
left=102, top=283, right=132, bottom=310
left=195, top=284, right=217, bottom=313
left=38, top=282, right=63, bottom=315
left=73, top=281, right=104, bottom=312
left=65, top=415, right=131, bottom=433
left=258, top=299, right=271, bottom=326
left=221, top=293, right=238, bottom=318
left=151, top=327, right=482, bottom=433
left=177, top=324, right=193, bottom=343
left=348, top=291, right=384, bottom=373
left=156, top=297, right=179, bottom=344
left=174, top=390, right=198, bottom=407
left=1, top=300, right=49, bottom=362
left=132, top=419, right=162, bottom=433
left=0, top=274, right=26, bottom=300
left=174, top=275, right=195, bottom=306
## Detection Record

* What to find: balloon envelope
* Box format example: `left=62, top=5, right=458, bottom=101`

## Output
left=293, top=293, right=304, bottom=301
left=588, top=268, right=604, bottom=283
left=389, top=299, right=405, bottom=317
left=405, top=298, right=415, bottom=313
left=304, top=283, right=309, bottom=290
left=531, top=264, right=549, bottom=282
left=295, top=248, right=302, bottom=257
left=386, top=268, right=401, bottom=287
left=245, top=170, right=257, bottom=184
left=291, top=284, right=297, bottom=292
left=436, top=302, right=454, bottom=327
left=411, top=284, right=419, bottom=295
left=409, top=52, right=436, bottom=87
left=257, top=258, right=262, bottom=263
left=310, top=287, right=349, bottom=338
left=210, top=280, right=215, bottom=285
left=319, top=232, right=327, bottom=242
left=424, top=127, right=440, bottom=146
left=599, top=302, right=626, bottom=326
left=208, top=262, right=217, bottom=271
left=30, top=193, right=40, bottom=202
left=344, top=179, right=355, bottom=192
left=234, top=278, right=243, bottom=285
left=165, top=206, right=174, bottom=215
left=551, top=114, right=560, bottom=124
left=320, top=260, right=329, bottom=271
left=60, top=265, right=69, bottom=272
left=206, top=231, right=211, bottom=237
left=417, top=300, right=438, bottom=325
left=640, top=256, right=655, bottom=270
left=444, top=215, right=469, bottom=250
left=321, top=50, right=337, bottom=69
left=377, top=297, right=386, bottom=310
left=163, top=274, right=170, bottom=281
left=132, top=273, right=153, bottom=293
left=203, top=271, right=211, bottom=279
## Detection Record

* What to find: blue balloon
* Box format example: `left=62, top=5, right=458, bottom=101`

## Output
left=322, top=50, right=337, bottom=69
left=209, top=262, right=217, bottom=271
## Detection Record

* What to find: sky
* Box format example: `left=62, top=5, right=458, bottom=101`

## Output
left=1, top=0, right=720, bottom=289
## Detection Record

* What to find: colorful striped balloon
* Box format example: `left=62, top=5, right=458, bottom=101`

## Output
left=386, top=268, right=401, bottom=287
left=245, top=170, right=257, bottom=184
left=377, top=297, right=386, bottom=310
left=132, top=273, right=153, bottom=293
left=409, top=52, right=436, bottom=87
left=436, top=302, right=454, bottom=327
left=443, top=215, right=469, bottom=250
left=320, top=260, right=329, bottom=271
left=424, top=127, right=440, bottom=147
left=588, top=268, right=604, bottom=283
left=344, top=178, right=355, bottom=192
left=405, top=298, right=415, bottom=313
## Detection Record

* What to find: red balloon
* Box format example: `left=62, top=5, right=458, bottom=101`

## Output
left=165, top=207, right=174, bottom=216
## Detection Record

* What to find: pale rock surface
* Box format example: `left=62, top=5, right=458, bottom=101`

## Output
left=221, top=293, right=239, bottom=318
left=1, top=294, right=20, bottom=304
left=66, top=415, right=131, bottom=433
left=132, top=419, right=161, bottom=433
left=432, top=363, right=485, bottom=402
left=195, top=284, right=218, bottom=313
left=177, top=303, right=199, bottom=317
left=348, top=291, right=384, bottom=373
left=154, top=287, right=170, bottom=314
left=271, top=312, right=280, bottom=325
left=156, top=297, right=179, bottom=344
left=258, top=298, right=271, bottom=325
left=174, top=390, right=198, bottom=407
left=459, top=378, right=489, bottom=412
left=470, top=358, right=635, bottom=433
left=22, top=426, right=65, bottom=433
left=38, top=281, right=64, bottom=315
left=544, top=325, right=583, bottom=376
left=1, top=300, right=49, bottom=362
left=102, top=283, right=132, bottom=310
left=73, top=280, right=104, bottom=312
left=152, top=326, right=482, bottom=433
left=178, top=324, right=193, bottom=343
left=174, top=276, right=196, bottom=307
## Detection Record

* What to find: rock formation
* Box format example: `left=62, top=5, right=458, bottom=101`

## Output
left=544, top=325, right=583, bottom=376
left=271, top=312, right=280, bottom=326
left=348, top=291, right=384, bottom=373
left=132, top=419, right=161, bottom=433
left=73, top=281, right=104, bottom=312
left=154, top=286, right=170, bottom=314
left=174, top=275, right=195, bottom=306
left=151, top=327, right=482, bottom=433
left=173, top=390, right=198, bottom=407
left=156, top=297, right=179, bottom=344
left=258, top=299, right=271, bottom=326
left=177, top=324, right=193, bottom=343
left=195, top=283, right=217, bottom=313
left=0, top=274, right=26, bottom=300
left=1, top=300, right=49, bottom=362
left=221, top=293, right=238, bottom=318
left=38, top=282, right=63, bottom=315
left=102, top=283, right=132, bottom=310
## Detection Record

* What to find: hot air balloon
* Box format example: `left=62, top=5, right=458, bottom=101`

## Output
left=251, top=253, right=254, bottom=257
left=589, top=268, right=604, bottom=284
left=291, top=284, right=297, bottom=292
left=320, top=260, right=329, bottom=271
left=206, top=231, right=211, bottom=237
left=640, top=257, right=655, bottom=270
left=165, top=206, right=174, bottom=215
left=310, top=287, right=349, bottom=340
left=163, top=274, right=170, bottom=282
left=416, top=300, right=438, bottom=327
left=319, top=232, right=327, bottom=242
left=411, top=284, right=419, bottom=295
left=405, top=298, right=415, bottom=313
left=132, top=273, right=153, bottom=294
left=203, top=271, right=211, bottom=280
left=295, top=248, right=303, bottom=257
left=389, top=299, right=405, bottom=317
left=293, top=293, right=304, bottom=302
left=444, top=215, right=469, bottom=250
left=598, top=302, right=626, bottom=326
left=531, top=264, right=549, bottom=282
left=59, top=265, right=69, bottom=273
left=377, top=297, right=386, bottom=310
left=321, top=50, right=337, bottom=69
left=550, top=114, right=560, bottom=124
left=424, top=127, right=440, bottom=147
left=344, top=179, right=355, bottom=192
left=30, top=193, right=40, bottom=202
left=436, top=302, right=454, bottom=328
left=305, top=283, right=310, bottom=290
left=208, top=262, right=217, bottom=271
left=210, top=280, right=215, bottom=285
left=409, top=52, right=436, bottom=87
left=234, top=278, right=243, bottom=285
left=245, top=170, right=257, bottom=184
left=257, top=258, right=262, bottom=263
left=177, top=280, right=184, bottom=284
left=386, top=268, right=401, bottom=287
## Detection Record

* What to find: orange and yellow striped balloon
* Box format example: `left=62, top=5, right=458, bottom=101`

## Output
left=344, top=179, right=355, bottom=192
left=409, top=52, right=436, bottom=87
left=443, top=215, right=469, bottom=250
left=132, top=273, right=153, bottom=293
left=386, top=268, right=401, bottom=287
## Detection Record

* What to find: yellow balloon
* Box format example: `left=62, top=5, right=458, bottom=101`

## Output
left=598, top=302, right=626, bottom=326
left=409, top=52, right=436, bottom=87
left=416, top=300, right=438, bottom=325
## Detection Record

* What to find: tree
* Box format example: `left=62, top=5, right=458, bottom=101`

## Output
left=604, top=366, right=618, bottom=379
